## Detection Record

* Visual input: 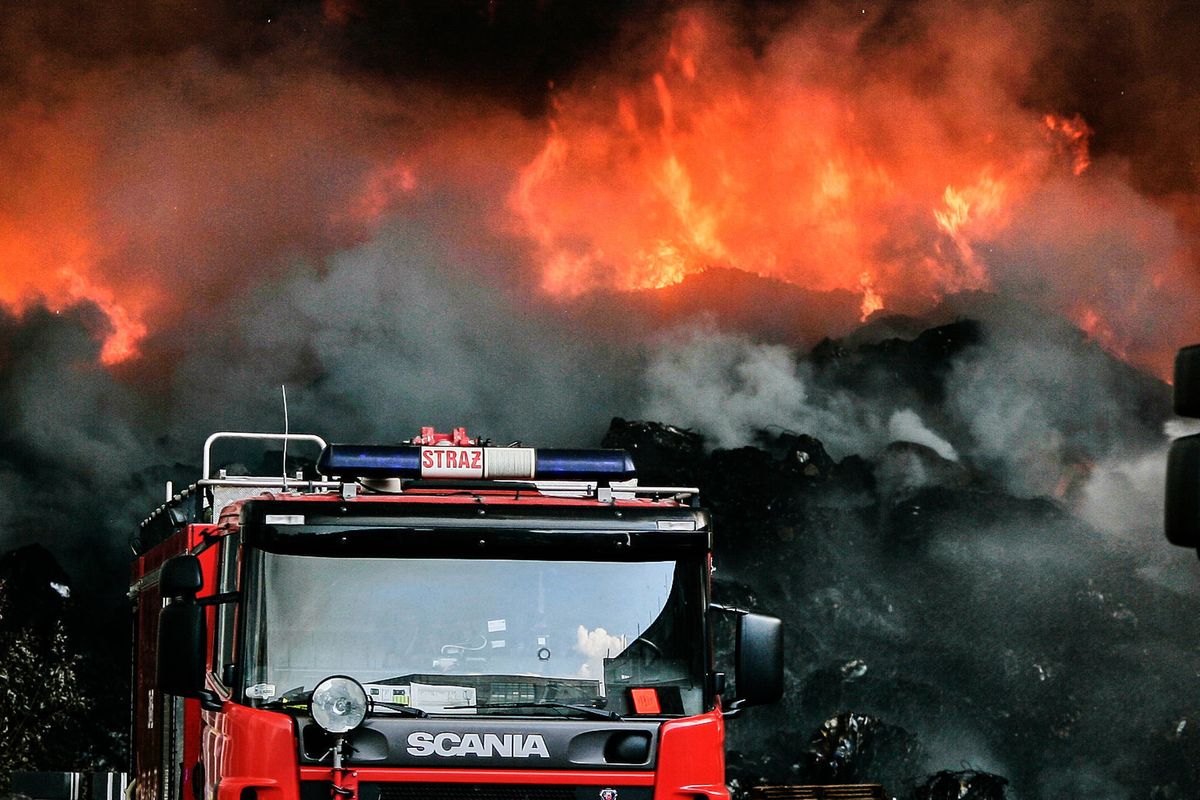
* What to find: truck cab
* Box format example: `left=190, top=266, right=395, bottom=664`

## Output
left=131, top=431, right=782, bottom=800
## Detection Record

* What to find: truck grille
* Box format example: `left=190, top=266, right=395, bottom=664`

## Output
left=299, top=783, right=653, bottom=800
left=748, top=786, right=888, bottom=800
left=382, top=787, right=573, bottom=800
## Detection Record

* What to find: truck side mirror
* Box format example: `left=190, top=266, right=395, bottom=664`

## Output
left=1167, top=345, right=1200, bottom=548
left=1175, top=344, right=1200, bottom=418
left=157, top=555, right=206, bottom=698
left=731, top=612, right=783, bottom=711
left=1167, top=435, right=1200, bottom=548
left=161, top=553, right=202, bottom=597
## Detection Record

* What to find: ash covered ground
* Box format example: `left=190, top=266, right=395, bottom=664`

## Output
left=2, top=299, right=1198, bottom=800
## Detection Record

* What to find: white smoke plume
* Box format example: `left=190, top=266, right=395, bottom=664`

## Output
left=887, top=410, right=958, bottom=462
left=638, top=324, right=883, bottom=454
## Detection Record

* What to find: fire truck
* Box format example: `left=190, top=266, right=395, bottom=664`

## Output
left=131, top=430, right=783, bottom=800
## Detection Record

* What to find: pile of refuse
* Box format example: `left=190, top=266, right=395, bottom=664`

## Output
left=602, top=314, right=1197, bottom=799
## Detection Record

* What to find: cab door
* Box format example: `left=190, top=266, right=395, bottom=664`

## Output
left=196, top=532, right=242, bottom=800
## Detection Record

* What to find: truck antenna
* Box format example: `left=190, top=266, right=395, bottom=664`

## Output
left=281, top=384, right=289, bottom=490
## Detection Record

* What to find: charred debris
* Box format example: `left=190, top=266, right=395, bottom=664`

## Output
left=603, top=415, right=1032, bottom=797
left=605, top=316, right=1194, bottom=799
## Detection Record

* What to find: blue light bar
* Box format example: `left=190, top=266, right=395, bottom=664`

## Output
left=318, top=444, right=636, bottom=483
left=533, top=449, right=635, bottom=480
left=318, top=445, right=422, bottom=478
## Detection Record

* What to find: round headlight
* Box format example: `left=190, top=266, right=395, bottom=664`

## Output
left=309, top=676, right=368, bottom=734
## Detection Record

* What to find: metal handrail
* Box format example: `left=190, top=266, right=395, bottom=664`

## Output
left=202, top=432, right=328, bottom=480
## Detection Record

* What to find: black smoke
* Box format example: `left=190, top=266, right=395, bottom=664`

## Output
left=1, top=2, right=1199, bottom=798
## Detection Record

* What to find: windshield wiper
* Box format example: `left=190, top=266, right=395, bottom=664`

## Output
left=370, top=700, right=428, bottom=718
left=258, top=689, right=312, bottom=710
left=446, top=700, right=621, bottom=720
left=256, top=693, right=427, bottom=718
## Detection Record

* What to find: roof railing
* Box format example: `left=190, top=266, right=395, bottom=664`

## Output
left=134, top=432, right=699, bottom=553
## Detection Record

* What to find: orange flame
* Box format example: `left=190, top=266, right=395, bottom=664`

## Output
left=507, top=9, right=1090, bottom=321
left=59, top=269, right=148, bottom=364
left=1, top=2, right=1192, bottom=383
left=1044, top=113, right=1093, bottom=176
left=0, top=223, right=147, bottom=364
left=0, top=59, right=443, bottom=368
left=859, top=272, right=884, bottom=321
left=1074, top=305, right=1130, bottom=361
left=932, top=172, right=1008, bottom=292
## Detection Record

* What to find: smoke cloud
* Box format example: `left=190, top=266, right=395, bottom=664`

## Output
left=887, top=410, right=958, bottom=462
left=0, top=1, right=1198, bottom=796
left=639, top=325, right=877, bottom=452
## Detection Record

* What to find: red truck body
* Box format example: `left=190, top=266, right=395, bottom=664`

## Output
left=130, top=432, right=779, bottom=800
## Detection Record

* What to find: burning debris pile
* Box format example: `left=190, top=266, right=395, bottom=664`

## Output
left=0, top=0, right=1197, bottom=378
left=604, top=309, right=1200, bottom=799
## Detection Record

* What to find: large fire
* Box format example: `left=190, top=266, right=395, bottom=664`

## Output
left=0, top=58, right=428, bottom=365
left=1, top=3, right=1196, bottom=377
left=505, top=7, right=1197, bottom=374
left=509, top=9, right=1081, bottom=319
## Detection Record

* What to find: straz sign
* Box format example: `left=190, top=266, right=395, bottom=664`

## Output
left=406, top=731, right=550, bottom=759
left=420, top=447, right=484, bottom=479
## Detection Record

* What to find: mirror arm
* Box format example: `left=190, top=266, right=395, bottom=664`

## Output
left=721, top=698, right=746, bottom=719
left=709, top=603, right=749, bottom=616
left=709, top=605, right=745, bottom=712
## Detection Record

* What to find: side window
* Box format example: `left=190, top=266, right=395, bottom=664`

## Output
left=212, top=533, right=241, bottom=691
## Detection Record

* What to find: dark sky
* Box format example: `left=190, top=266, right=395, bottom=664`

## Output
left=3, top=0, right=1198, bottom=198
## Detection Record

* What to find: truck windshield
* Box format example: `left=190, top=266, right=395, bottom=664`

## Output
left=241, top=551, right=706, bottom=717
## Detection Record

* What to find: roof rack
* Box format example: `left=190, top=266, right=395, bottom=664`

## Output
left=133, top=432, right=700, bottom=555
left=134, top=433, right=333, bottom=553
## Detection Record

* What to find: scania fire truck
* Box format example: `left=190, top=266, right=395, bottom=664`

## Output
left=131, top=430, right=783, bottom=800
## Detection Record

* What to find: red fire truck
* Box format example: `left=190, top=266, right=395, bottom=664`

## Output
left=131, top=430, right=783, bottom=800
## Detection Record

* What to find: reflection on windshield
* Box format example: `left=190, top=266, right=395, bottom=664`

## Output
left=242, top=554, right=704, bottom=717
